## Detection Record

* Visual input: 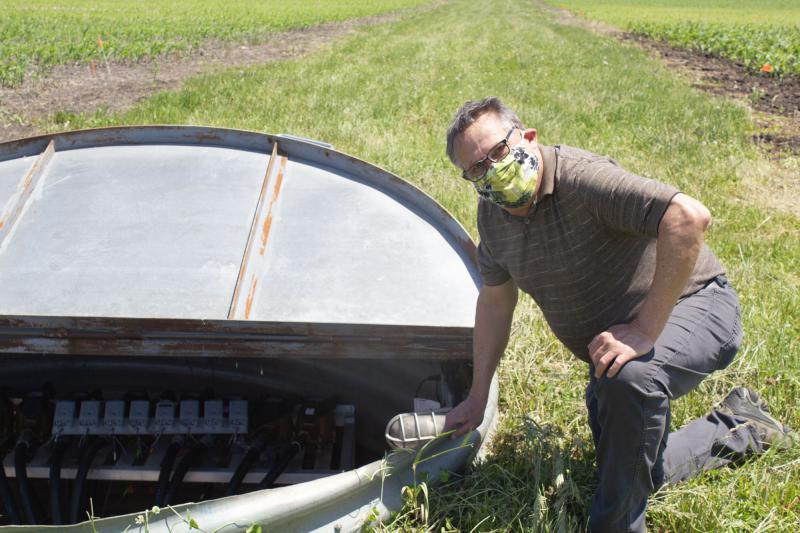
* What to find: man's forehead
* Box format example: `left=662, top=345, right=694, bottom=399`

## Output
left=459, top=113, right=506, bottom=154
left=468, top=112, right=506, bottom=138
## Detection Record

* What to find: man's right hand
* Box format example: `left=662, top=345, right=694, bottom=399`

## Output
left=444, top=394, right=488, bottom=439
left=444, top=280, right=517, bottom=439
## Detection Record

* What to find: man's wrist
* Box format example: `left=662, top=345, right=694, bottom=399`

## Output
left=631, top=313, right=664, bottom=344
left=467, top=382, right=491, bottom=404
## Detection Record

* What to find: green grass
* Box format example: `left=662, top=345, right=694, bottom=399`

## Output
left=42, top=0, right=800, bottom=530
left=550, top=0, right=800, bottom=75
left=0, top=0, right=430, bottom=87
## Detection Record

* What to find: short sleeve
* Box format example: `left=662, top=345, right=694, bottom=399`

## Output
left=477, top=239, right=510, bottom=286
left=574, top=157, right=680, bottom=237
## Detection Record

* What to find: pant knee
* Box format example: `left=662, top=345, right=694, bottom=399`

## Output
left=595, top=362, right=650, bottom=404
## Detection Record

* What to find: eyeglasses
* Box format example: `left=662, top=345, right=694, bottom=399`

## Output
left=462, top=127, right=516, bottom=182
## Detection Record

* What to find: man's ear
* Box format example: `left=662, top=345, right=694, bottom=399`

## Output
left=522, top=128, right=538, bottom=143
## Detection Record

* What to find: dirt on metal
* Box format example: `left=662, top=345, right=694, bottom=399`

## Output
left=0, top=9, right=417, bottom=143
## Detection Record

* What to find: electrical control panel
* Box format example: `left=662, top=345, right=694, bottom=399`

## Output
left=4, top=390, right=355, bottom=526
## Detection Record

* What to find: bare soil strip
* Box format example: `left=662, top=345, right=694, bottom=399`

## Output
left=0, top=6, right=432, bottom=143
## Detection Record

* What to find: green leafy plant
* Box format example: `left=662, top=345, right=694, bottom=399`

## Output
left=0, top=0, right=431, bottom=87
left=629, top=21, right=800, bottom=76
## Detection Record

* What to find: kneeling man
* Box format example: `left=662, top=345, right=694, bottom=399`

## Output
left=443, top=97, right=793, bottom=532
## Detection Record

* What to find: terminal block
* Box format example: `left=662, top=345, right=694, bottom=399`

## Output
left=50, top=399, right=248, bottom=436
left=129, top=400, right=150, bottom=432
left=180, top=400, right=200, bottom=429
left=78, top=400, right=101, bottom=428
left=52, top=400, right=76, bottom=437
left=104, top=400, right=125, bottom=431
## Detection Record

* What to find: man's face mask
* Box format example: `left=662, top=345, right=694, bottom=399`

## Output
left=473, top=145, right=540, bottom=208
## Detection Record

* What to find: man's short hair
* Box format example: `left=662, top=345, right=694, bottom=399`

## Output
left=446, top=96, right=524, bottom=167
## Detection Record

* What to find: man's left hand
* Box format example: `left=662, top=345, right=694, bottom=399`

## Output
left=588, top=323, right=655, bottom=379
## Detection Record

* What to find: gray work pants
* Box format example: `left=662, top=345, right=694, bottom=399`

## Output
left=585, top=276, right=762, bottom=533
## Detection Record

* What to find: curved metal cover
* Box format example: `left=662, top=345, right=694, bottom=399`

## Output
left=0, top=127, right=480, bottom=328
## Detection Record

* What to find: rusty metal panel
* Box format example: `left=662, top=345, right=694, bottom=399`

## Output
left=0, top=126, right=480, bottom=354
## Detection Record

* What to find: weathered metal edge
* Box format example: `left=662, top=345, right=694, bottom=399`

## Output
left=0, top=139, right=54, bottom=249
left=0, top=315, right=473, bottom=359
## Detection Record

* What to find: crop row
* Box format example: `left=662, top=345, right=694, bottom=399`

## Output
left=629, top=22, right=800, bottom=76
left=0, top=0, right=430, bottom=87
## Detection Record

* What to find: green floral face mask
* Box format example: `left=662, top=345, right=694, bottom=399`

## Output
left=473, top=146, right=539, bottom=208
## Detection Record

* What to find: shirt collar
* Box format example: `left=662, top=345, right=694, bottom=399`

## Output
left=537, top=144, right=556, bottom=200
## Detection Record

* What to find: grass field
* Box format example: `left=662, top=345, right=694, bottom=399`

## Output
left=35, top=0, right=800, bottom=530
left=550, top=0, right=800, bottom=76
left=0, top=0, right=429, bottom=87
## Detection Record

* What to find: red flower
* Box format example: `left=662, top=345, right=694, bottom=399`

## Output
left=760, top=63, right=773, bottom=73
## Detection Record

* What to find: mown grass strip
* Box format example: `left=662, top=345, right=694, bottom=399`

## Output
left=44, top=0, right=799, bottom=530
left=0, top=0, right=431, bottom=87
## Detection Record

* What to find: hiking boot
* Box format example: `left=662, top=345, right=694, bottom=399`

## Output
left=385, top=410, right=449, bottom=449
left=717, top=387, right=796, bottom=450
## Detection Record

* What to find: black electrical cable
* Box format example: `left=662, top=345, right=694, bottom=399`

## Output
left=0, top=436, right=21, bottom=524
left=14, top=436, right=41, bottom=525
left=154, top=441, right=181, bottom=508
left=224, top=442, right=263, bottom=497
left=163, top=444, right=203, bottom=506
left=68, top=439, right=104, bottom=524
left=48, top=439, right=69, bottom=525
left=256, top=442, right=301, bottom=490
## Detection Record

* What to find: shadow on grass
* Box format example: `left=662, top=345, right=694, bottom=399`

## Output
left=425, top=416, right=597, bottom=532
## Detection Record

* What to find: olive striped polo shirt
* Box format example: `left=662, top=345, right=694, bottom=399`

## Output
left=476, top=144, right=725, bottom=362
